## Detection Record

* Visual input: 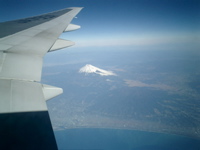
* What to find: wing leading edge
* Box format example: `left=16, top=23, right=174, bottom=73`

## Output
left=0, top=7, right=83, bottom=82
left=0, top=7, right=83, bottom=113
left=0, top=7, right=83, bottom=150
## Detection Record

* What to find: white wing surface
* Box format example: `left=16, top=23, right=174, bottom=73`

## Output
left=0, top=7, right=83, bottom=113
left=0, top=7, right=83, bottom=150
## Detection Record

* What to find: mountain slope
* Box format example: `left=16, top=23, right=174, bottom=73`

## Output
left=79, top=64, right=116, bottom=76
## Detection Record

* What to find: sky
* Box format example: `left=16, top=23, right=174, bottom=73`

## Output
left=0, top=0, right=199, bottom=50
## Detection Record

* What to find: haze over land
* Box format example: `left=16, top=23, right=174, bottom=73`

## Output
left=44, top=48, right=200, bottom=139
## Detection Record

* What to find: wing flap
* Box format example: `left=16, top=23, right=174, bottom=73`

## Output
left=0, top=53, right=42, bottom=81
left=0, top=79, right=47, bottom=113
left=0, top=79, right=64, bottom=113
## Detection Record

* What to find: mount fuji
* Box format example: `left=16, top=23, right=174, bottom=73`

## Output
left=79, top=64, right=116, bottom=76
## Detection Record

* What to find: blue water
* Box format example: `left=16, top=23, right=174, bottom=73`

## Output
left=54, top=128, right=200, bottom=150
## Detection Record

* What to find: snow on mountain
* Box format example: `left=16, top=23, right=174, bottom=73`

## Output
left=79, top=64, right=116, bottom=76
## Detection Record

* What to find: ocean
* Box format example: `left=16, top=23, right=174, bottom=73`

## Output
left=54, top=128, right=200, bottom=150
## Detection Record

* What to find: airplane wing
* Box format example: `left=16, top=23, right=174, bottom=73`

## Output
left=0, top=7, right=83, bottom=150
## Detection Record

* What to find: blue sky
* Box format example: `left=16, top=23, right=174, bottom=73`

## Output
left=0, top=0, right=199, bottom=50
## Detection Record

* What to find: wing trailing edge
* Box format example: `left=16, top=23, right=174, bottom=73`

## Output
left=0, top=7, right=83, bottom=149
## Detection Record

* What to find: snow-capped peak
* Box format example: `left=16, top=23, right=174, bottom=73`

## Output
left=79, top=64, right=116, bottom=76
